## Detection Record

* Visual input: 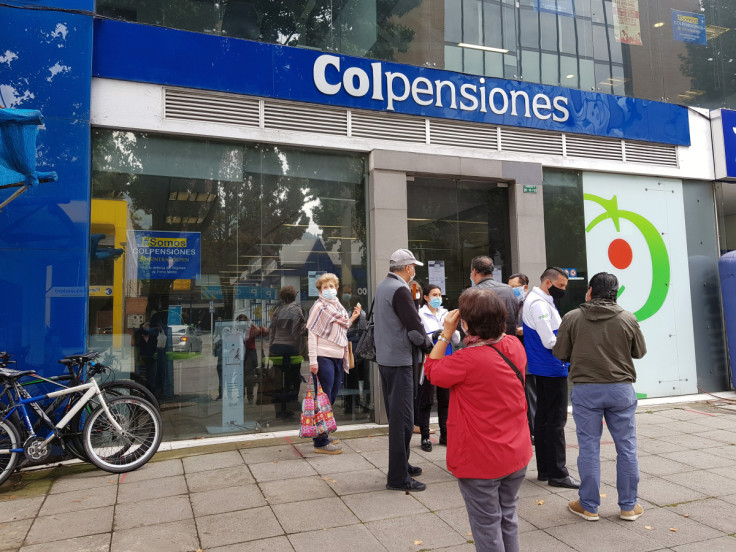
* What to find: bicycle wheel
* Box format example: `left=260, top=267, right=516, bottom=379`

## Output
left=0, top=419, right=21, bottom=486
left=83, top=397, right=162, bottom=473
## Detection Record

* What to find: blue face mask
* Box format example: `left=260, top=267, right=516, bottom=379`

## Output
left=512, top=287, right=526, bottom=301
left=322, top=289, right=337, bottom=301
left=429, top=297, right=442, bottom=309
left=469, top=275, right=475, bottom=287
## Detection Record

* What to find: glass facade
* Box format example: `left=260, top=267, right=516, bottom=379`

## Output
left=90, top=130, right=371, bottom=440
left=407, top=177, right=511, bottom=309
left=98, top=0, right=736, bottom=109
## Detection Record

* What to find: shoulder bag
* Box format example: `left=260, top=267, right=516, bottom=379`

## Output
left=354, top=299, right=376, bottom=361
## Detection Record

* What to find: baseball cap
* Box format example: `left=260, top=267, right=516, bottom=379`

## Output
left=389, top=248, right=424, bottom=267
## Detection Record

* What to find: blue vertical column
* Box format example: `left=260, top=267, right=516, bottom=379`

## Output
left=0, top=1, right=94, bottom=373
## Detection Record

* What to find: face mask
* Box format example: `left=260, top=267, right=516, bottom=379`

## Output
left=429, top=297, right=442, bottom=309
left=469, top=276, right=475, bottom=287
left=549, top=285, right=566, bottom=300
left=322, top=289, right=337, bottom=301
left=512, top=287, right=526, bottom=301
left=342, top=293, right=351, bottom=303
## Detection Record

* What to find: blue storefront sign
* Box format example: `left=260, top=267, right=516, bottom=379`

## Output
left=128, top=230, right=201, bottom=280
left=672, top=10, right=707, bottom=46
left=716, top=109, right=736, bottom=180
left=93, top=19, right=690, bottom=146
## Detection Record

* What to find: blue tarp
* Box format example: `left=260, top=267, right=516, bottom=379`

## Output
left=0, top=108, right=57, bottom=188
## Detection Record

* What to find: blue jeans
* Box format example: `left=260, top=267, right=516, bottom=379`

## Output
left=313, top=356, right=343, bottom=448
left=571, top=383, right=639, bottom=513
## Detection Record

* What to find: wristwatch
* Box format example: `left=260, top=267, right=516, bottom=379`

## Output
left=437, top=334, right=451, bottom=343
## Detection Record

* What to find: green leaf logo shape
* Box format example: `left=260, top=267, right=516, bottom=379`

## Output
left=584, top=193, right=670, bottom=321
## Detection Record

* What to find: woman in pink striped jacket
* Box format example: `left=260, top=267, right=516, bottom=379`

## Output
left=307, top=273, right=362, bottom=454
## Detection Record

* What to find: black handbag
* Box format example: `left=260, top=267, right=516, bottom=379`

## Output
left=354, top=300, right=376, bottom=361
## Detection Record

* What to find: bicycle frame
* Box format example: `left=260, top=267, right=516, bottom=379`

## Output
left=0, top=379, right=124, bottom=453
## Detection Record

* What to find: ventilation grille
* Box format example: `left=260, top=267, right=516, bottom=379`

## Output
left=351, top=110, right=426, bottom=143
left=500, top=127, right=564, bottom=155
left=566, top=134, right=624, bottom=161
left=429, top=118, right=498, bottom=150
left=625, top=141, right=678, bottom=167
left=164, top=88, right=259, bottom=126
left=163, top=87, right=680, bottom=168
left=265, top=100, right=346, bottom=135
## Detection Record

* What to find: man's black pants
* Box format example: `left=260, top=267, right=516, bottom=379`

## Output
left=533, top=375, right=570, bottom=480
left=379, top=364, right=414, bottom=487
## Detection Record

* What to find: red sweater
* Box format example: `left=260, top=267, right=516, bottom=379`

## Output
left=424, top=335, right=532, bottom=479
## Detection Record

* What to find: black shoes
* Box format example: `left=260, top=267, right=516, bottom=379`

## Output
left=537, top=473, right=548, bottom=482
left=549, top=475, right=580, bottom=489
left=421, top=438, right=432, bottom=452
left=386, top=479, right=426, bottom=492
left=438, top=435, right=447, bottom=446
left=408, top=465, right=423, bottom=477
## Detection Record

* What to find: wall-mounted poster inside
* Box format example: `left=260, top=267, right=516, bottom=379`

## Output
left=612, top=0, right=643, bottom=45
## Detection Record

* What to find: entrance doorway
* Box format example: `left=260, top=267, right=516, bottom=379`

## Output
left=407, top=176, right=511, bottom=308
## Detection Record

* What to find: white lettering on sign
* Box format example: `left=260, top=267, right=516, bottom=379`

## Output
left=312, top=54, right=570, bottom=122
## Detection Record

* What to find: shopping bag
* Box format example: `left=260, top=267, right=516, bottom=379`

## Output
left=299, top=378, right=318, bottom=438
left=314, top=376, right=337, bottom=434
left=354, top=320, right=376, bottom=361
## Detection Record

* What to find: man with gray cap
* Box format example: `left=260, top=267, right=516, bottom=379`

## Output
left=375, top=248, right=431, bottom=492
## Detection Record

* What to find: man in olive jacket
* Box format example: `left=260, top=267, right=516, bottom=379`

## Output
left=553, top=272, right=647, bottom=523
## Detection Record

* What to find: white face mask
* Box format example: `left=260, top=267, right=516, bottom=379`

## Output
left=321, top=289, right=337, bottom=301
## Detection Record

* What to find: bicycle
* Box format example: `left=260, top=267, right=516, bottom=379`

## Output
left=4, top=351, right=159, bottom=462
left=0, top=360, right=162, bottom=486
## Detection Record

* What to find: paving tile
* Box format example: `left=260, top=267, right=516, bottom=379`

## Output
left=660, top=449, right=735, bottom=470
left=637, top=438, right=687, bottom=455
left=25, top=506, right=113, bottom=545
left=342, top=436, right=390, bottom=453
left=249, top=459, right=317, bottom=482
left=516, top=493, right=579, bottom=530
left=668, top=497, right=736, bottom=534
left=659, top=420, right=716, bottom=434
left=191, top=483, right=266, bottom=516
left=720, top=493, right=736, bottom=506
left=689, top=429, right=736, bottom=444
left=39, top=484, right=117, bottom=515
left=360, top=449, right=389, bottom=471
left=546, top=517, right=663, bottom=552
left=412, top=480, right=466, bottom=511
left=196, top=506, right=283, bottom=549
left=18, top=533, right=110, bottom=552
left=636, top=412, right=683, bottom=425
left=518, top=529, right=578, bottom=551
left=0, top=518, right=33, bottom=551
left=117, top=474, right=188, bottom=503
left=182, top=451, right=245, bottom=474
left=701, top=445, right=736, bottom=461
left=607, top=503, right=726, bottom=547
left=671, top=536, right=736, bottom=551
left=259, top=475, right=334, bottom=504
left=637, top=475, right=708, bottom=507
left=185, top=464, right=254, bottom=492
left=636, top=424, right=686, bottom=438
left=662, top=470, right=736, bottom=497
left=412, top=461, right=457, bottom=484
left=638, top=455, right=695, bottom=477
left=119, top=459, right=183, bottom=483
left=240, top=444, right=303, bottom=464
left=342, top=489, right=429, bottom=522
left=365, top=512, right=466, bottom=552
left=305, top=450, right=374, bottom=474
left=111, top=519, right=198, bottom=552
left=435, top=506, right=472, bottom=537
left=658, top=434, right=724, bottom=450
left=272, top=496, right=358, bottom=533
left=48, top=472, right=118, bottom=494
left=206, top=535, right=295, bottom=552
left=0, top=496, right=44, bottom=523
left=114, top=495, right=192, bottom=531
left=289, top=523, right=387, bottom=552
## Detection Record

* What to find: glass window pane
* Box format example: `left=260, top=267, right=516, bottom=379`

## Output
left=521, top=49, right=540, bottom=83
left=595, top=61, right=612, bottom=93
left=445, top=44, right=464, bottom=72
left=560, top=55, right=578, bottom=88
left=482, top=1, right=503, bottom=49
left=464, top=47, right=485, bottom=74
left=576, top=19, right=594, bottom=57
left=485, top=51, right=504, bottom=77
left=504, top=54, right=519, bottom=79
left=558, top=14, right=576, bottom=54
left=519, top=9, right=538, bottom=48
left=445, top=0, right=463, bottom=43
left=502, top=5, right=517, bottom=51
left=462, top=0, right=481, bottom=44
left=90, top=130, right=370, bottom=441
left=541, top=52, right=559, bottom=85
left=539, top=12, right=557, bottom=51
left=593, top=23, right=609, bottom=61
left=579, top=58, right=595, bottom=91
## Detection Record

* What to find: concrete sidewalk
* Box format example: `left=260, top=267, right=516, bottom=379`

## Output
left=1, top=399, right=736, bottom=551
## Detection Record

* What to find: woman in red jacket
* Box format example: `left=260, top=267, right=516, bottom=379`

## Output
left=424, top=287, right=531, bottom=552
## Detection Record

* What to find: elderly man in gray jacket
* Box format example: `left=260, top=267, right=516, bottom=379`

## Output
left=469, top=256, right=519, bottom=336
left=375, top=248, right=431, bottom=492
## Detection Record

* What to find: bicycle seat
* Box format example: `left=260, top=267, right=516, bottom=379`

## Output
left=0, top=367, right=36, bottom=380
left=59, top=351, right=100, bottom=366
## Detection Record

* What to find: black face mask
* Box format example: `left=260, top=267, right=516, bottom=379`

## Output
left=549, top=285, right=566, bottom=300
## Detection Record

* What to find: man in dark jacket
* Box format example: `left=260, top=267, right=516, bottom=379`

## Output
left=375, top=248, right=431, bottom=492
left=553, top=272, right=647, bottom=523
left=470, top=256, right=518, bottom=335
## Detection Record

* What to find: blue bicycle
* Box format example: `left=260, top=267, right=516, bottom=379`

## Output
left=0, top=354, right=162, bottom=486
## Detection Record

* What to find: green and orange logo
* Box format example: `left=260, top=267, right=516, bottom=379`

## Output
left=584, top=193, right=670, bottom=322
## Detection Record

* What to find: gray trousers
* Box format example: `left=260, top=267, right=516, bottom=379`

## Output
left=458, top=466, right=527, bottom=552
left=378, top=364, right=414, bottom=487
